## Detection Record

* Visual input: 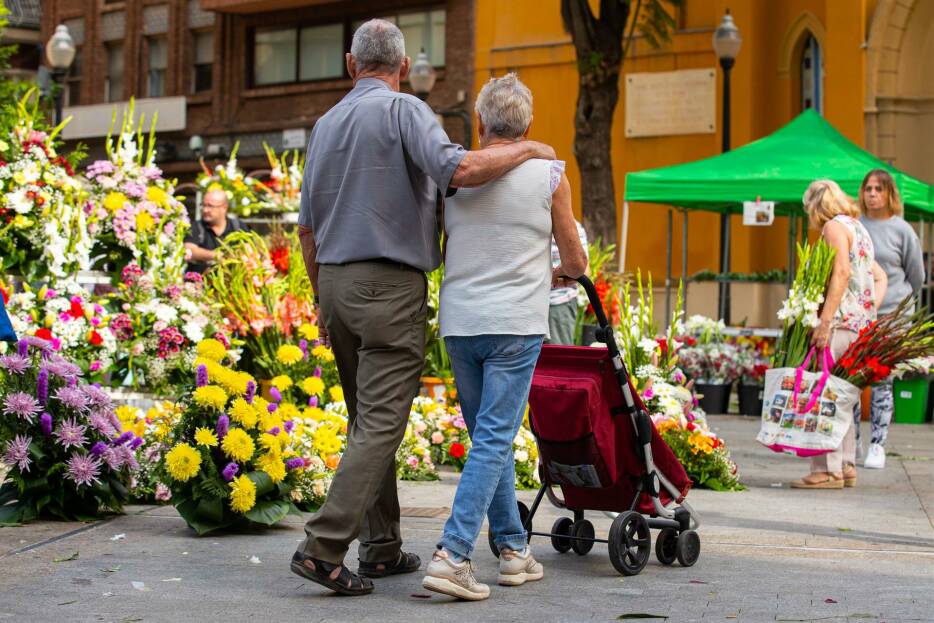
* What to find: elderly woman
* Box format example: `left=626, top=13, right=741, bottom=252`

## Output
left=791, top=180, right=887, bottom=490
left=421, top=73, right=587, bottom=600
left=857, top=169, right=924, bottom=469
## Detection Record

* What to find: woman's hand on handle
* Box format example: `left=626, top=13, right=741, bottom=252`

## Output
left=811, top=318, right=832, bottom=350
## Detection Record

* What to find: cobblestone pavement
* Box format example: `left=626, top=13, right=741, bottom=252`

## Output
left=1, top=416, right=932, bottom=623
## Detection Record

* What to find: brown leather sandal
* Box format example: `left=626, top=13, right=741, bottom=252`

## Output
left=843, top=465, right=857, bottom=488
left=290, top=552, right=374, bottom=596
left=790, top=472, right=845, bottom=489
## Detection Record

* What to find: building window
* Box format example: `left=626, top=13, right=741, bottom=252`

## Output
left=299, top=23, right=344, bottom=81
left=250, top=7, right=445, bottom=87
left=65, top=48, right=82, bottom=106
left=147, top=38, right=168, bottom=97
left=105, top=44, right=124, bottom=102
left=800, top=35, right=822, bottom=114
left=192, top=30, right=213, bottom=92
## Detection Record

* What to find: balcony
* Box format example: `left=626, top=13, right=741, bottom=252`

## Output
left=198, top=0, right=336, bottom=13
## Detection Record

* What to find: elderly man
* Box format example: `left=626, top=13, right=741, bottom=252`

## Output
left=290, top=19, right=556, bottom=597
left=183, top=188, right=248, bottom=273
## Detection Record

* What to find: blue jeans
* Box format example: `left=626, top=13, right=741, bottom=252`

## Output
left=438, top=334, right=544, bottom=559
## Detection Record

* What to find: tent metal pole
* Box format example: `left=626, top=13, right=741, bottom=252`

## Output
left=681, top=208, right=688, bottom=313
left=665, top=208, right=673, bottom=325
left=619, top=201, right=630, bottom=274
left=919, top=217, right=925, bottom=313
left=787, top=215, right=796, bottom=291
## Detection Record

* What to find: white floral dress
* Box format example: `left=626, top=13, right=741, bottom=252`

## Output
left=831, top=214, right=876, bottom=332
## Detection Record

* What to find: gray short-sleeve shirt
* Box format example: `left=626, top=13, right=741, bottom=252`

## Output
left=298, top=78, right=466, bottom=273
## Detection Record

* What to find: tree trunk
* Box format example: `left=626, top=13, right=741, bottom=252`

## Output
left=574, top=73, right=620, bottom=248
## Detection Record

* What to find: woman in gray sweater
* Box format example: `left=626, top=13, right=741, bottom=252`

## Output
left=858, top=169, right=925, bottom=469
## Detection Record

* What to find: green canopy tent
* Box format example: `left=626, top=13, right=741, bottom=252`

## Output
left=622, top=109, right=934, bottom=322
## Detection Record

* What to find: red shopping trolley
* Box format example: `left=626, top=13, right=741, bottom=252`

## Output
left=487, top=276, right=700, bottom=576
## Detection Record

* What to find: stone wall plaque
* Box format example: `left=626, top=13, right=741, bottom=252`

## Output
left=625, top=68, right=716, bottom=138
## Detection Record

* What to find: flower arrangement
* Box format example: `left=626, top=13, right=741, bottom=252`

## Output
left=512, top=418, right=539, bottom=490
left=3, top=280, right=116, bottom=382
left=84, top=102, right=190, bottom=285
left=831, top=298, right=934, bottom=387
left=577, top=239, right=622, bottom=331
left=654, top=417, right=743, bottom=491
left=677, top=342, right=742, bottom=385
left=0, top=338, right=138, bottom=523
left=159, top=341, right=315, bottom=534
left=110, top=265, right=227, bottom=393
left=196, top=142, right=263, bottom=217
left=114, top=401, right=183, bottom=502
left=204, top=231, right=316, bottom=378
left=733, top=337, right=771, bottom=386
left=289, top=396, right=347, bottom=509
left=0, top=90, right=92, bottom=281
left=772, top=241, right=836, bottom=368
left=397, top=418, right=439, bottom=481
left=423, top=267, right=452, bottom=378
left=254, top=143, right=303, bottom=214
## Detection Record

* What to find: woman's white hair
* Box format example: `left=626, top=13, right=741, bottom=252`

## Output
left=475, top=73, right=533, bottom=139
left=351, top=19, right=405, bottom=73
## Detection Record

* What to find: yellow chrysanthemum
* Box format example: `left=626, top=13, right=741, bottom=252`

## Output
left=311, top=345, right=335, bottom=363
left=193, top=385, right=228, bottom=411
left=271, top=375, right=293, bottom=391
left=103, top=192, right=128, bottom=213
left=328, top=386, right=344, bottom=403
left=252, top=397, right=270, bottom=417
left=221, top=428, right=255, bottom=463
left=301, top=376, right=325, bottom=397
left=229, top=397, right=258, bottom=429
left=165, top=443, right=201, bottom=482
left=257, top=453, right=286, bottom=484
left=115, top=405, right=146, bottom=437
left=196, top=338, right=227, bottom=362
left=259, top=410, right=284, bottom=434
left=146, top=185, right=169, bottom=207
left=688, top=431, right=715, bottom=455
left=298, top=323, right=319, bottom=341
left=229, top=474, right=257, bottom=513
left=276, top=344, right=304, bottom=366
left=259, top=432, right=282, bottom=452
left=303, top=406, right=325, bottom=421
left=135, top=210, right=155, bottom=234
left=277, top=402, right=300, bottom=422
left=194, top=427, right=219, bottom=448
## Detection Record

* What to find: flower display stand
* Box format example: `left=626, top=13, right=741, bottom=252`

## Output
left=695, top=382, right=731, bottom=415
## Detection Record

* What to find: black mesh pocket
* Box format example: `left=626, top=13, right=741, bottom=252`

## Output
left=538, top=433, right=612, bottom=489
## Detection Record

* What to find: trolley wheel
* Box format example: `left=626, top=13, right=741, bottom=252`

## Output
left=654, top=528, right=678, bottom=565
left=570, top=519, right=595, bottom=555
left=550, top=517, right=573, bottom=553
left=608, top=511, right=651, bottom=576
left=488, top=501, right=532, bottom=558
left=675, top=529, right=701, bottom=567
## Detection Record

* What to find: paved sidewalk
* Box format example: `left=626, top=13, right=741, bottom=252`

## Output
left=1, top=417, right=932, bottom=623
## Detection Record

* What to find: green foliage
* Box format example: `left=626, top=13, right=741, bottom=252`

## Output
left=660, top=428, right=744, bottom=492
left=690, top=269, right=788, bottom=283
left=423, top=266, right=451, bottom=378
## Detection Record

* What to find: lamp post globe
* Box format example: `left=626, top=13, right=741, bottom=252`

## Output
left=712, top=10, right=741, bottom=325
left=46, top=24, right=76, bottom=69
left=408, top=49, right=436, bottom=101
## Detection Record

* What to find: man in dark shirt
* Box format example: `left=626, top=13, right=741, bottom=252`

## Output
left=183, top=188, right=248, bottom=273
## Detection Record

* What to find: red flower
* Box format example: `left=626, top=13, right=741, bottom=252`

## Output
left=35, top=328, right=53, bottom=340
left=448, top=442, right=466, bottom=459
left=270, top=246, right=289, bottom=273
left=89, top=330, right=104, bottom=346
left=68, top=299, right=85, bottom=319
left=656, top=337, right=668, bottom=357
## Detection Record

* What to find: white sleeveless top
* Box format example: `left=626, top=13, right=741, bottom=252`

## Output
left=440, top=158, right=553, bottom=338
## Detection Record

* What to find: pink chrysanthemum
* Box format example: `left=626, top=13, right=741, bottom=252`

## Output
left=54, top=418, right=87, bottom=450
left=54, top=386, right=90, bottom=412
left=65, top=453, right=102, bottom=487
left=0, top=354, right=30, bottom=374
left=3, top=392, right=40, bottom=423
left=3, top=435, right=32, bottom=473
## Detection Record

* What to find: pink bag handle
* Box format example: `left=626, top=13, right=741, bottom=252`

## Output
left=791, top=347, right=835, bottom=413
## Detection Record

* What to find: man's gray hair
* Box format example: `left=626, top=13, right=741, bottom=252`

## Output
left=475, top=73, right=533, bottom=139
left=351, top=19, right=405, bottom=74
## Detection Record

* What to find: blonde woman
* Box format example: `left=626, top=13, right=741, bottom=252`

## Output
left=791, top=180, right=887, bottom=490
left=857, top=169, right=925, bottom=469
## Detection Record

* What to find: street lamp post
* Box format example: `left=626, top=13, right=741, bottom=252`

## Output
left=713, top=10, right=742, bottom=325
left=46, top=24, right=76, bottom=126
left=409, top=50, right=472, bottom=150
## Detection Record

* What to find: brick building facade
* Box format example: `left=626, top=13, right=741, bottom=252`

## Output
left=39, top=0, right=475, bottom=178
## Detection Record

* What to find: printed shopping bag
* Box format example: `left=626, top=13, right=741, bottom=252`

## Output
left=756, top=347, right=859, bottom=457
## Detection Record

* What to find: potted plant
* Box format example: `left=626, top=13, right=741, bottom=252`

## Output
left=677, top=341, right=740, bottom=414
left=735, top=342, right=769, bottom=416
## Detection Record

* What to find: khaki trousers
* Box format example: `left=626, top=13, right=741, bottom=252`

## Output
left=300, top=261, right=427, bottom=564
left=810, top=328, right=857, bottom=474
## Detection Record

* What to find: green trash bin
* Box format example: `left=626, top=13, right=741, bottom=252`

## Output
left=893, top=377, right=932, bottom=424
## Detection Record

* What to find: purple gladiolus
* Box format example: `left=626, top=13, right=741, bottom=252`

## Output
left=222, top=462, right=239, bottom=482
left=90, top=441, right=108, bottom=456
left=36, top=368, right=49, bottom=405
left=299, top=339, right=308, bottom=358
left=285, top=457, right=305, bottom=470
left=313, top=366, right=322, bottom=378
left=113, top=431, right=134, bottom=446
left=308, top=396, right=318, bottom=408
left=17, top=339, right=28, bottom=358
left=40, top=412, right=53, bottom=436
left=245, top=380, right=256, bottom=404
left=196, top=364, right=208, bottom=388
left=283, top=420, right=294, bottom=434
left=216, top=415, right=230, bottom=440
left=267, top=427, right=280, bottom=436
left=269, top=386, right=282, bottom=403
left=267, top=402, right=278, bottom=413
left=130, top=436, right=143, bottom=450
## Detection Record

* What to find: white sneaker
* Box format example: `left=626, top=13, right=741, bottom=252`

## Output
left=498, top=547, right=544, bottom=586
left=864, top=443, right=886, bottom=469
left=422, top=550, right=490, bottom=601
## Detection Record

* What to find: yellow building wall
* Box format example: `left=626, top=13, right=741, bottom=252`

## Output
left=473, top=0, right=870, bottom=280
